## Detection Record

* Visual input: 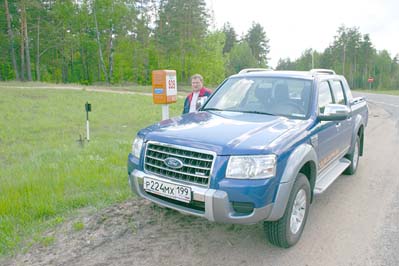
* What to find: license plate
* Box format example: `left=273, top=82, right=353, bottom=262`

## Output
left=143, top=177, right=191, bottom=203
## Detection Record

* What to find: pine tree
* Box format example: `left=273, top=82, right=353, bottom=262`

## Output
left=222, top=22, right=237, bottom=54
left=245, top=22, right=270, bottom=67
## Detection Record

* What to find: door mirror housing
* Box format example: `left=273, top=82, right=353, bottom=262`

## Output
left=319, top=104, right=350, bottom=121
left=196, top=96, right=208, bottom=110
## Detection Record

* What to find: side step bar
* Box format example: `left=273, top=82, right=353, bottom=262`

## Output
left=314, top=158, right=351, bottom=194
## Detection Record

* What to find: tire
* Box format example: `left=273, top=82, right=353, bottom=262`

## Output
left=344, top=135, right=360, bottom=175
left=264, top=173, right=310, bottom=248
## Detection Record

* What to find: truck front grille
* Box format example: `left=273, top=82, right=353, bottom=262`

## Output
left=144, top=142, right=214, bottom=186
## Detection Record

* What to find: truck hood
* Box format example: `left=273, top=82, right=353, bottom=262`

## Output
left=140, top=111, right=307, bottom=155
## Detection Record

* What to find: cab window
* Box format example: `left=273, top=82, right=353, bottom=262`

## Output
left=318, top=81, right=333, bottom=114
left=330, top=80, right=346, bottom=104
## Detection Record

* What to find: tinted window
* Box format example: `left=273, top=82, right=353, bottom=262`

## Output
left=330, top=80, right=346, bottom=104
left=318, top=81, right=333, bottom=114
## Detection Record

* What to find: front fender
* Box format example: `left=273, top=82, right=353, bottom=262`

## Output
left=267, top=143, right=317, bottom=221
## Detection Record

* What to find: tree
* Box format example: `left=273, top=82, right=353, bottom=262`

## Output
left=358, top=34, right=375, bottom=88
left=346, top=27, right=361, bottom=87
left=93, top=1, right=109, bottom=83
left=293, top=49, right=313, bottom=70
left=3, top=2, right=396, bottom=89
left=276, top=49, right=321, bottom=71
left=329, top=26, right=362, bottom=86
left=282, top=25, right=399, bottom=90
left=319, top=47, right=334, bottom=70
left=245, top=22, right=270, bottom=67
left=222, top=22, right=237, bottom=54
left=155, top=0, right=209, bottom=81
left=226, top=41, right=257, bottom=74
left=4, top=0, right=19, bottom=80
left=374, top=50, right=392, bottom=89
left=276, top=58, right=294, bottom=70
left=391, top=55, right=399, bottom=89
left=20, top=0, right=32, bottom=81
left=128, top=0, right=152, bottom=84
left=189, top=31, right=225, bottom=85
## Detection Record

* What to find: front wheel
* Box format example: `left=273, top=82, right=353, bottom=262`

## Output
left=344, top=135, right=360, bottom=175
left=264, top=173, right=310, bottom=248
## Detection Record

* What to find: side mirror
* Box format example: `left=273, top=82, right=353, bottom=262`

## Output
left=319, top=104, right=350, bottom=121
left=196, top=96, right=208, bottom=110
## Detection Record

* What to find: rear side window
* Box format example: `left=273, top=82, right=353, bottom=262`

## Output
left=330, top=80, right=346, bottom=104
left=318, top=81, right=333, bottom=114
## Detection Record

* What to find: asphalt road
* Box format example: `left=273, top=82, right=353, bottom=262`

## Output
left=2, top=92, right=399, bottom=266
left=354, top=91, right=399, bottom=123
left=352, top=91, right=399, bottom=266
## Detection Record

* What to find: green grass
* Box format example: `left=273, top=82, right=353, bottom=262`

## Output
left=36, top=236, right=55, bottom=247
left=0, top=80, right=194, bottom=94
left=353, top=89, right=399, bottom=96
left=73, top=221, right=84, bottom=231
left=0, top=86, right=184, bottom=255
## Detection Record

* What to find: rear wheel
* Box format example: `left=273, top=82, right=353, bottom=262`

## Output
left=264, top=173, right=310, bottom=248
left=344, top=135, right=360, bottom=175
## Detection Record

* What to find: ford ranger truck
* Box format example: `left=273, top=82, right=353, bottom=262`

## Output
left=127, top=69, right=368, bottom=248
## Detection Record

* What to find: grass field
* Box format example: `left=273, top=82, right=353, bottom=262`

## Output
left=0, top=85, right=183, bottom=255
left=353, top=89, right=399, bottom=96
left=0, top=81, right=194, bottom=94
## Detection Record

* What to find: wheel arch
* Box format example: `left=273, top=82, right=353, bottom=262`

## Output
left=357, top=125, right=364, bottom=156
left=351, top=113, right=366, bottom=156
left=267, top=143, right=317, bottom=221
left=299, top=160, right=317, bottom=203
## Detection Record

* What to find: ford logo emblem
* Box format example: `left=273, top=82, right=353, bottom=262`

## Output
left=164, top=157, right=184, bottom=169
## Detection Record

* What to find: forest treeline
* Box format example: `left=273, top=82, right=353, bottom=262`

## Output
left=1, top=0, right=398, bottom=89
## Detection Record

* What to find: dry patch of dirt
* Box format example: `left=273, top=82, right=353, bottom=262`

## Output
left=2, top=198, right=260, bottom=266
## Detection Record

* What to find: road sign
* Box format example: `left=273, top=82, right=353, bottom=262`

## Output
left=368, top=77, right=374, bottom=83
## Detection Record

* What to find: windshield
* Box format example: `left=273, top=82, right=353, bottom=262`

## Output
left=203, top=77, right=313, bottom=118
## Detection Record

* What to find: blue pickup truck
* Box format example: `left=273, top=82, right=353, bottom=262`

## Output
left=127, top=69, right=368, bottom=248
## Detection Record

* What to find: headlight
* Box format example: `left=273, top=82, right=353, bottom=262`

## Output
left=132, top=136, right=144, bottom=159
left=226, top=155, right=277, bottom=179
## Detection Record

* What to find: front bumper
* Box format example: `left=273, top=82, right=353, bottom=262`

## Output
left=129, top=169, right=273, bottom=224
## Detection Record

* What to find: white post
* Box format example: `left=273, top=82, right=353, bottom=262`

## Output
left=162, top=104, right=169, bottom=120
left=86, top=120, right=90, bottom=141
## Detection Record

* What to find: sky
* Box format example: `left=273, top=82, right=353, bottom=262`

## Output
left=206, top=0, right=399, bottom=68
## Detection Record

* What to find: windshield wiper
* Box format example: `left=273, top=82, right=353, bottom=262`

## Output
left=202, top=107, right=225, bottom=112
left=203, top=108, right=275, bottom=116
left=238, top=110, right=275, bottom=116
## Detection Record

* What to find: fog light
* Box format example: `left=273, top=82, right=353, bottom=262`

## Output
left=232, top=202, right=254, bottom=215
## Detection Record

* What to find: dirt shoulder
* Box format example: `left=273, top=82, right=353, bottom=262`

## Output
left=1, top=198, right=255, bottom=266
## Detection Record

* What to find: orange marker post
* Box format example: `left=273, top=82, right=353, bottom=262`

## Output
left=152, top=70, right=177, bottom=120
